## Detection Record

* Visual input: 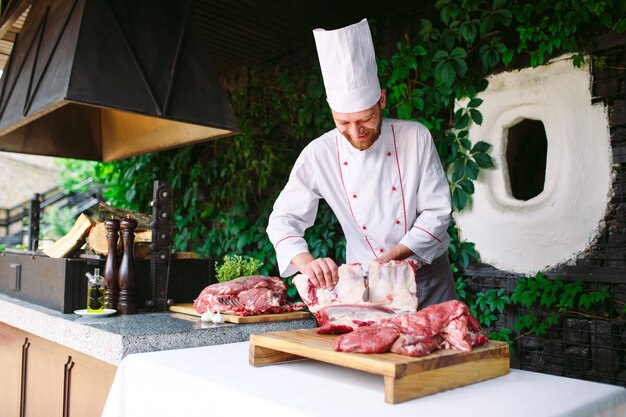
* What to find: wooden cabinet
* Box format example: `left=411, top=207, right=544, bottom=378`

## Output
left=22, top=336, right=65, bottom=416
left=0, top=322, right=117, bottom=417
left=0, top=323, right=22, bottom=416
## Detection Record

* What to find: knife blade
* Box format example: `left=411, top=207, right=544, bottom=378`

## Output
left=362, top=272, right=369, bottom=302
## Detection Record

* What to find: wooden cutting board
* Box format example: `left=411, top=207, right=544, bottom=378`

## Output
left=249, top=328, right=510, bottom=404
left=168, top=303, right=311, bottom=323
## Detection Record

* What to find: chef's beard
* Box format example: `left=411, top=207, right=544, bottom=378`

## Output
left=341, top=111, right=383, bottom=151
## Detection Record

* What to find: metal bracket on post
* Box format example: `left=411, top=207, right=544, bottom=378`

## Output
left=28, top=193, right=40, bottom=252
left=146, top=180, right=174, bottom=311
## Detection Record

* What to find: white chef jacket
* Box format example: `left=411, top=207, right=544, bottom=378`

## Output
left=267, top=118, right=451, bottom=277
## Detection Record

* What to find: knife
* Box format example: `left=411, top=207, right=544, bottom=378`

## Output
left=362, top=271, right=369, bottom=302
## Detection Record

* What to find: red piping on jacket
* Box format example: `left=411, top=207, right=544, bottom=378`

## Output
left=391, top=124, right=408, bottom=234
left=413, top=226, right=442, bottom=243
left=274, top=235, right=302, bottom=248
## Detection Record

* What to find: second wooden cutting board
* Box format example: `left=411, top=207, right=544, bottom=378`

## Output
left=168, top=303, right=311, bottom=323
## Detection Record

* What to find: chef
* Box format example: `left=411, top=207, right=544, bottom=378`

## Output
left=266, top=19, right=456, bottom=309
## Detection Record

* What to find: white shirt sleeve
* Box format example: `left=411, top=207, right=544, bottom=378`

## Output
left=399, top=127, right=451, bottom=264
left=266, top=149, right=321, bottom=277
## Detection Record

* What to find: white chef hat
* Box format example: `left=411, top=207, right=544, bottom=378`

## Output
left=313, top=19, right=381, bottom=113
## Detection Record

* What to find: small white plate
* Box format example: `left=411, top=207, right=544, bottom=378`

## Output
left=74, top=309, right=116, bottom=318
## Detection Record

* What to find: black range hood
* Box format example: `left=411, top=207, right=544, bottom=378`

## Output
left=0, top=0, right=239, bottom=162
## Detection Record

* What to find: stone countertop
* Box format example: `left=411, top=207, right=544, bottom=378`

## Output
left=0, top=293, right=316, bottom=366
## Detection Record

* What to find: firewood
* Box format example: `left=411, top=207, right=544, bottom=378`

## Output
left=86, top=222, right=152, bottom=256
left=87, top=222, right=118, bottom=255
left=134, top=242, right=151, bottom=259
left=96, top=202, right=151, bottom=228
left=42, top=214, right=95, bottom=258
left=172, top=252, right=199, bottom=259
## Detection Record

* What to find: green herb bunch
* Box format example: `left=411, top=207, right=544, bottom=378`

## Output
left=215, top=255, right=264, bottom=283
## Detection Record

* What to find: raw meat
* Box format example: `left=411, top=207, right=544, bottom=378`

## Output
left=334, top=326, right=400, bottom=353
left=193, top=275, right=305, bottom=316
left=333, top=300, right=487, bottom=357
left=390, top=333, right=444, bottom=356
left=293, top=263, right=367, bottom=314
left=237, top=287, right=283, bottom=315
left=368, top=261, right=418, bottom=313
left=293, top=260, right=418, bottom=333
left=315, top=304, right=397, bottom=334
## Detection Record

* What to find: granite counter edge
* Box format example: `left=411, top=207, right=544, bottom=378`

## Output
left=0, top=294, right=316, bottom=365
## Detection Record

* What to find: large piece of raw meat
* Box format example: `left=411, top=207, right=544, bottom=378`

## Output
left=315, top=304, right=398, bottom=334
left=334, top=300, right=488, bottom=356
left=292, top=260, right=418, bottom=333
left=293, top=260, right=487, bottom=357
left=193, top=275, right=305, bottom=316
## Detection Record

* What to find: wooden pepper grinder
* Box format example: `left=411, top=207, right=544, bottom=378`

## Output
left=103, top=218, right=120, bottom=309
left=118, top=216, right=138, bottom=315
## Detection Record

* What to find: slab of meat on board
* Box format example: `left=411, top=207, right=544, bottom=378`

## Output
left=334, top=300, right=488, bottom=356
left=292, top=260, right=418, bottom=333
left=315, top=304, right=398, bottom=334
left=193, top=275, right=305, bottom=316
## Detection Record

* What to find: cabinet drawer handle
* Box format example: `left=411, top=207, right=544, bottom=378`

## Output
left=9, top=263, right=21, bottom=291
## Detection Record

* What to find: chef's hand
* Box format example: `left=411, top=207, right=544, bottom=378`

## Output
left=377, top=243, right=415, bottom=264
left=292, top=252, right=338, bottom=290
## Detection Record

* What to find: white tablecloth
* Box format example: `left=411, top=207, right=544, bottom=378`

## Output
left=102, top=342, right=626, bottom=417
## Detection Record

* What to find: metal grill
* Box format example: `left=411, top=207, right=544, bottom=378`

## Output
left=583, top=32, right=626, bottom=269
left=460, top=275, right=626, bottom=386
left=516, top=281, right=626, bottom=386
left=576, top=156, right=625, bottom=270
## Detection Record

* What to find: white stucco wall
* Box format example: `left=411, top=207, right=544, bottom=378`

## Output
left=453, top=54, right=612, bottom=275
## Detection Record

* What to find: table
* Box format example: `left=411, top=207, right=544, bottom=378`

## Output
left=102, top=341, right=626, bottom=417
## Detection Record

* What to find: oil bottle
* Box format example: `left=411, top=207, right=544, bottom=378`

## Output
left=86, top=268, right=105, bottom=312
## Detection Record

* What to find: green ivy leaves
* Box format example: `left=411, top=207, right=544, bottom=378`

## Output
left=448, top=224, right=479, bottom=274
left=433, top=47, right=468, bottom=86
left=448, top=138, right=493, bottom=210
left=479, top=37, right=509, bottom=68
left=514, top=0, right=624, bottom=67
left=476, top=288, right=511, bottom=326
left=381, top=0, right=513, bottom=216
left=457, top=271, right=614, bottom=346
left=512, top=277, right=609, bottom=336
left=455, top=278, right=511, bottom=327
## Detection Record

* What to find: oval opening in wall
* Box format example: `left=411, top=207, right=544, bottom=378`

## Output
left=453, top=55, right=612, bottom=274
left=506, top=119, right=547, bottom=201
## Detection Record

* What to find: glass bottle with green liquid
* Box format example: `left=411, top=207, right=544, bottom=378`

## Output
left=86, top=268, right=105, bottom=312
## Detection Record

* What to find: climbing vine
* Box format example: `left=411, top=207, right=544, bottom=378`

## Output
left=456, top=272, right=618, bottom=349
